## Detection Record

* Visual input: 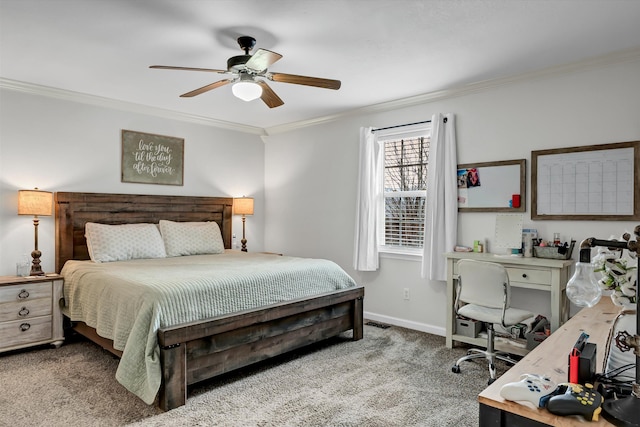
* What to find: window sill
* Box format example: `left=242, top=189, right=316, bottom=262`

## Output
left=379, top=249, right=422, bottom=261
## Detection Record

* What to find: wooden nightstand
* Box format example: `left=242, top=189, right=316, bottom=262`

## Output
left=0, top=274, right=64, bottom=353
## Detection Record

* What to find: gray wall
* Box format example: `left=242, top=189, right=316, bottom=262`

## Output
left=0, top=90, right=266, bottom=275
left=1, top=55, right=639, bottom=336
left=264, top=56, right=640, bottom=334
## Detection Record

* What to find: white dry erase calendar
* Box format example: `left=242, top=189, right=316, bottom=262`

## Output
left=532, top=141, right=639, bottom=220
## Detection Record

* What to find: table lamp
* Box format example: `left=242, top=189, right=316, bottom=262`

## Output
left=233, top=197, right=254, bottom=252
left=18, top=188, right=53, bottom=276
left=566, top=225, right=640, bottom=426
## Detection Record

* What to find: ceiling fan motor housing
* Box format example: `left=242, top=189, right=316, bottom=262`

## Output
left=227, top=55, right=252, bottom=72
left=226, top=36, right=258, bottom=72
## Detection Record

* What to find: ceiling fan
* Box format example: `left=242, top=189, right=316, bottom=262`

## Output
left=150, top=36, right=341, bottom=108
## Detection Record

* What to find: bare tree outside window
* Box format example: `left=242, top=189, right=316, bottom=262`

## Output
left=383, top=136, right=430, bottom=248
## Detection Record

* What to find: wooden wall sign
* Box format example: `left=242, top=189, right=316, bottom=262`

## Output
left=121, top=130, right=184, bottom=186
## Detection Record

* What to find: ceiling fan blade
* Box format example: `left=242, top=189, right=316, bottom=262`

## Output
left=245, top=49, right=283, bottom=72
left=150, top=65, right=229, bottom=74
left=257, top=81, right=284, bottom=108
left=269, top=72, right=341, bottom=90
left=180, top=79, right=233, bottom=97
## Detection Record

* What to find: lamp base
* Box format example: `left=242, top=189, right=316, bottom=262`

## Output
left=241, top=215, right=248, bottom=252
left=30, top=249, right=45, bottom=276
left=602, top=389, right=640, bottom=427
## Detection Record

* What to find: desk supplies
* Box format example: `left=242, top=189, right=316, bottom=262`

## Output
left=568, top=332, right=597, bottom=384
left=522, top=228, right=537, bottom=258
left=526, top=316, right=550, bottom=350
left=569, top=348, right=580, bottom=383
left=534, top=240, right=575, bottom=260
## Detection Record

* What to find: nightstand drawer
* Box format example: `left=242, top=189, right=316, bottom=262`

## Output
left=0, top=297, right=51, bottom=322
left=0, top=316, right=52, bottom=349
left=0, top=281, right=52, bottom=302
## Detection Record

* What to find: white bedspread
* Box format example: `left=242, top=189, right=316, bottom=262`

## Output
left=60, top=251, right=357, bottom=404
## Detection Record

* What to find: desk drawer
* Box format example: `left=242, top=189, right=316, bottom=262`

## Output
left=452, top=264, right=552, bottom=287
left=507, top=267, right=551, bottom=287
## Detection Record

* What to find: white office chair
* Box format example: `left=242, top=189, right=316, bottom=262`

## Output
left=451, top=259, right=532, bottom=384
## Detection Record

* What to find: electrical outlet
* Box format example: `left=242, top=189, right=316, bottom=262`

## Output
left=403, top=288, right=410, bottom=300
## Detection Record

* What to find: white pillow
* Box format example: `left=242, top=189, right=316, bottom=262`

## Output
left=159, top=220, right=225, bottom=257
left=85, top=222, right=167, bottom=263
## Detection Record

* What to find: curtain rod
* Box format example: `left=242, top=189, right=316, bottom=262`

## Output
left=371, top=120, right=431, bottom=133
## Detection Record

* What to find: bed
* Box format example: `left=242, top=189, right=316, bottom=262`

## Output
left=54, top=192, right=364, bottom=411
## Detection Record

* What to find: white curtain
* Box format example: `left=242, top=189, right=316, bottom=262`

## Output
left=422, top=113, right=458, bottom=281
left=353, top=127, right=382, bottom=271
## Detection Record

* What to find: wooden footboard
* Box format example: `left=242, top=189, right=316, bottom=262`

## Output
left=157, top=286, right=364, bottom=411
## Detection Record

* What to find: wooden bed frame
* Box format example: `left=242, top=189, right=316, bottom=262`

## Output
left=54, top=192, right=364, bottom=411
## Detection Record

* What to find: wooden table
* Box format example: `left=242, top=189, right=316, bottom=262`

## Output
left=478, top=297, right=621, bottom=426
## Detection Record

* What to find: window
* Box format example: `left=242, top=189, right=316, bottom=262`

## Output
left=379, top=129, right=431, bottom=254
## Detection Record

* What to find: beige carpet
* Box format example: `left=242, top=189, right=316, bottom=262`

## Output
left=0, top=323, right=508, bottom=427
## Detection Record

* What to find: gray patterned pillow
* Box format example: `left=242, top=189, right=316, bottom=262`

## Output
left=159, top=220, right=225, bottom=257
left=85, top=222, right=167, bottom=263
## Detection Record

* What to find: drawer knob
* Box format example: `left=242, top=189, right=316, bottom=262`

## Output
left=18, top=289, right=30, bottom=299
left=18, top=307, right=30, bottom=317
left=522, top=273, right=528, bottom=278
left=19, top=323, right=31, bottom=332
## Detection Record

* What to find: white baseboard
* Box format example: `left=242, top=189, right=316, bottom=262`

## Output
left=363, top=311, right=446, bottom=337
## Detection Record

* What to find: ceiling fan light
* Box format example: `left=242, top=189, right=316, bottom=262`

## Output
left=232, top=81, right=262, bottom=101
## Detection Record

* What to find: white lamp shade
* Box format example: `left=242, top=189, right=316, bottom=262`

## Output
left=232, top=81, right=262, bottom=101
left=234, top=197, right=254, bottom=216
left=18, top=189, right=53, bottom=216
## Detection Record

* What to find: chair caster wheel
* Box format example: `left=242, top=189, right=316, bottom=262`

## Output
left=488, top=378, right=496, bottom=385
left=452, top=365, right=461, bottom=374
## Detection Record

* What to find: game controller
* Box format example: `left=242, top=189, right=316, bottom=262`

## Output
left=500, top=374, right=559, bottom=408
left=545, top=383, right=603, bottom=421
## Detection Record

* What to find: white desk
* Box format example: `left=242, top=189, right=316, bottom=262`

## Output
left=445, top=252, right=574, bottom=355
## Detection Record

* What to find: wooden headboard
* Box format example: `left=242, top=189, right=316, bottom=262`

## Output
left=55, top=192, right=233, bottom=273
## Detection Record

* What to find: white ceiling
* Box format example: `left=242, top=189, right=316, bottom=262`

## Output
left=2, top=0, right=640, bottom=133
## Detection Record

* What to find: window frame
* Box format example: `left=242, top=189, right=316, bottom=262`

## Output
left=376, top=124, right=431, bottom=256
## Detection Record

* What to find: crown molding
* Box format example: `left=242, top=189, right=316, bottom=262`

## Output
left=0, top=78, right=266, bottom=136
left=264, top=46, right=640, bottom=135
left=2, top=46, right=639, bottom=137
